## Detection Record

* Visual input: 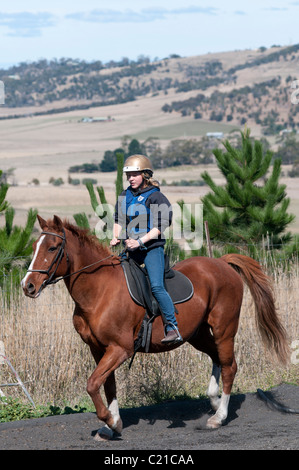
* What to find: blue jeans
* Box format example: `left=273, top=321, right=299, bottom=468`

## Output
left=131, top=246, right=177, bottom=333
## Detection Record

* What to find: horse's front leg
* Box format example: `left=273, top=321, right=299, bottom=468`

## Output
left=86, top=345, right=129, bottom=440
left=97, top=371, right=122, bottom=440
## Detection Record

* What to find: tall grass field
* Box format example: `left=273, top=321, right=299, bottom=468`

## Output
left=0, top=257, right=298, bottom=412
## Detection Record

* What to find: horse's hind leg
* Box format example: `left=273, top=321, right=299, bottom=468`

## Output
left=188, top=323, right=222, bottom=411
left=206, top=336, right=238, bottom=429
left=189, top=321, right=238, bottom=429
left=207, top=362, right=221, bottom=411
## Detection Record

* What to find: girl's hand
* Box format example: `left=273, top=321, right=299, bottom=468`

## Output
left=125, top=238, right=140, bottom=251
left=110, top=237, right=121, bottom=246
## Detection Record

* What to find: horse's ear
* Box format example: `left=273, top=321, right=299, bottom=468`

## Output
left=37, top=215, right=48, bottom=230
left=53, top=215, right=63, bottom=230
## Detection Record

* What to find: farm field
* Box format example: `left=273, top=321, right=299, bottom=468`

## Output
left=0, top=94, right=298, bottom=233
left=0, top=91, right=235, bottom=221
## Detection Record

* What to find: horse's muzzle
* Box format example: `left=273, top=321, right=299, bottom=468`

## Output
left=26, top=282, right=36, bottom=296
left=22, top=279, right=41, bottom=298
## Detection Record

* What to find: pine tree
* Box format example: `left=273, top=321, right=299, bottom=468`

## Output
left=73, top=152, right=124, bottom=241
left=0, top=170, right=9, bottom=213
left=201, top=129, right=295, bottom=249
left=0, top=207, right=37, bottom=262
left=0, top=177, right=37, bottom=288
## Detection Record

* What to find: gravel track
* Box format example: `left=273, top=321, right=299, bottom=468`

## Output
left=0, top=384, right=298, bottom=452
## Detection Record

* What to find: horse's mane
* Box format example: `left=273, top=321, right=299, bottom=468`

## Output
left=48, top=218, right=114, bottom=257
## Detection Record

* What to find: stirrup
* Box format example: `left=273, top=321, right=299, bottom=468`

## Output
left=163, top=322, right=180, bottom=335
left=162, top=323, right=183, bottom=344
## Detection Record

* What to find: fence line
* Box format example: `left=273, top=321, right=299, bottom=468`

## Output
left=0, top=341, right=36, bottom=408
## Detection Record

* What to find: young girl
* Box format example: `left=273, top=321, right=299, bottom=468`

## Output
left=110, top=154, right=182, bottom=344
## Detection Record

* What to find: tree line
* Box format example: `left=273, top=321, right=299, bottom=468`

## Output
left=68, top=136, right=216, bottom=175
left=68, top=134, right=299, bottom=177
left=162, top=77, right=299, bottom=135
left=3, top=45, right=298, bottom=110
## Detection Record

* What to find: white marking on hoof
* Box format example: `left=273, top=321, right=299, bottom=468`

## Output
left=206, top=415, right=222, bottom=429
left=210, top=396, right=221, bottom=411
left=206, top=392, right=230, bottom=429
left=113, top=417, right=123, bottom=434
left=109, top=398, right=122, bottom=431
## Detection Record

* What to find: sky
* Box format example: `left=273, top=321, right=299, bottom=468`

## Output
left=0, top=0, right=299, bottom=69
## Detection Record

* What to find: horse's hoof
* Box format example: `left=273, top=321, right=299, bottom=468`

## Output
left=113, top=418, right=123, bottom=434
left=95, top=425, right=115, bottom=441
left=206, top=416, right=222, bottom=429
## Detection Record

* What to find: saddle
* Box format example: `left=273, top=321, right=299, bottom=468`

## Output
left=121, top=256, right=193, bottom=361
left=121, top=256, right=194, bottom=308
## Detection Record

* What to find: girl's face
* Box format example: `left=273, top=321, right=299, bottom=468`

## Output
left=126, top=171, right=144, bottom=190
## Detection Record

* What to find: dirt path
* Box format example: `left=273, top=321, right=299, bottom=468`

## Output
left=0, top=384, right=298, bottom=451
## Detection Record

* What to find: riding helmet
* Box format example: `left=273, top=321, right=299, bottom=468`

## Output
left=123, top=155, right=153, bottom=174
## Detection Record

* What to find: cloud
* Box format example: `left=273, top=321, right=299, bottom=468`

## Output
left=263, top=7, right=288, bottom=11
left=0, top=12, right=56, bottom=37
left=0, top=6, right=219, bottom=36
left=65, top=6, right=219, bottom=24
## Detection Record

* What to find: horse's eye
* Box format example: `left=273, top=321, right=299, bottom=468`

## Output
left=48, top=246, right=57, bottom=252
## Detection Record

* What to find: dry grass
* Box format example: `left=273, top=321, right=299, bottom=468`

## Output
left=0, top=259, right=298, bottom=410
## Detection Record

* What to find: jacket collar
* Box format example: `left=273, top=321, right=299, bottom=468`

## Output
left=128, top=184, right=160, bottom=197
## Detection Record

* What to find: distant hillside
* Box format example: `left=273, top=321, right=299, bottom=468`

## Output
left=0, top=44, right=299, bottom=136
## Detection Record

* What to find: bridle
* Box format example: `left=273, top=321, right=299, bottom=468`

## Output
left=27, top=229, right=115, bottom=292
left=27, top=229, right=68, bottom=289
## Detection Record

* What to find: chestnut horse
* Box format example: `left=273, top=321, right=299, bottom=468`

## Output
left=22, top=215, right=289, bottom=439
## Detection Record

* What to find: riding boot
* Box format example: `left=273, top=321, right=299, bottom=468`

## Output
left=161, top=323, right=183, bottom=344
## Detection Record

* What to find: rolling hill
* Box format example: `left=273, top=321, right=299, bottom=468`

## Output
left=0, top=44, right=298, bottom=137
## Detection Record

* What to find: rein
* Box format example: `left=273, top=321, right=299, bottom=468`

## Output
left=28, top=229, right=116, bottom=291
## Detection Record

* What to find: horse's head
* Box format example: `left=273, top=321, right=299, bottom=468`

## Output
left=22, top=215, right=69, bottom=298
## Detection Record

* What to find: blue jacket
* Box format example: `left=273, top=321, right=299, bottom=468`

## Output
left=114, top=185, right=172, bottom=250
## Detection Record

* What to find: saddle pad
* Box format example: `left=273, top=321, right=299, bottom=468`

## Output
left=121, top=259, right=194, bottom=307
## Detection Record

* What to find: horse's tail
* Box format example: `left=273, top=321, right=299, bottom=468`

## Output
left=221, top=253, right=289, bottom=365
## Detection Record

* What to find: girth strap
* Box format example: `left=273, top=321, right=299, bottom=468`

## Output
left=129, top=310, right=158, bottom=369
